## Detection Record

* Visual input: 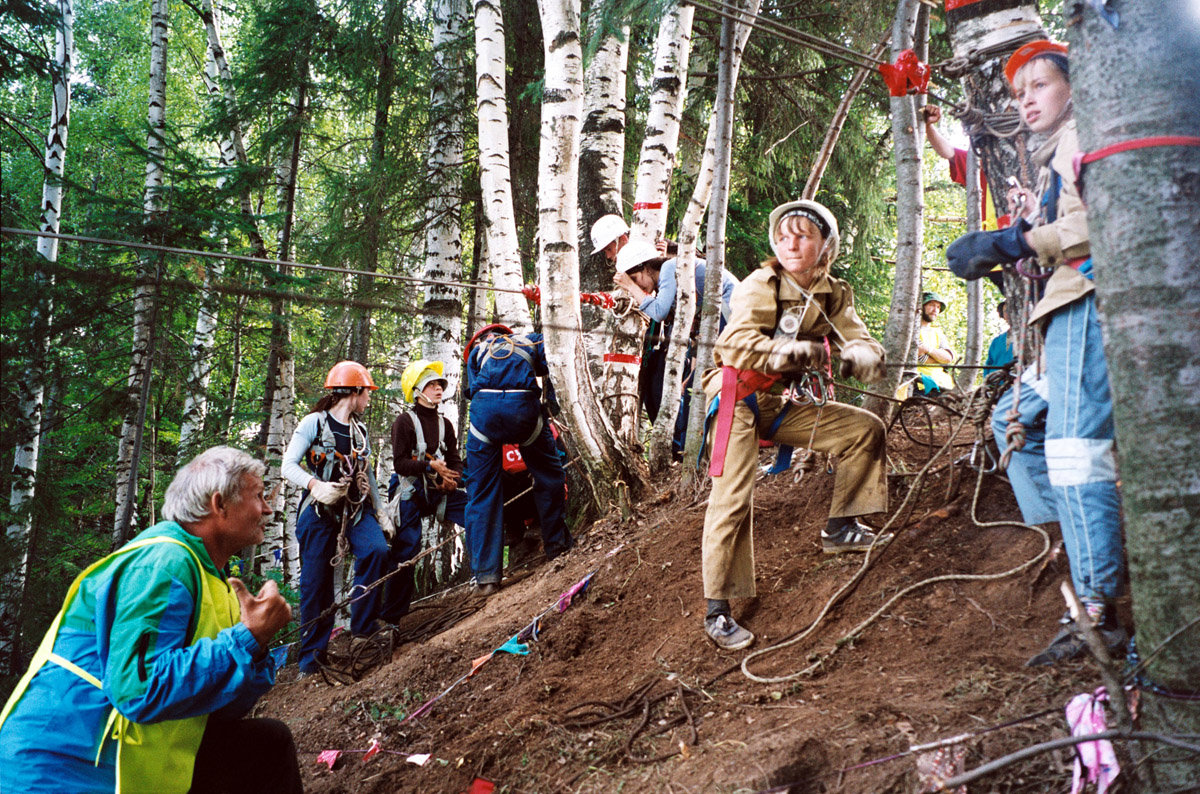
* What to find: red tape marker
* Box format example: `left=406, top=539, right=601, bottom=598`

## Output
left=604, top=353, right=641, bottom=365
left=632, top=201, right=663, bottom=210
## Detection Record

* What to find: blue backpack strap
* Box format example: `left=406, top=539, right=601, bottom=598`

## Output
left=1041, top=169, right=1062, bottom=223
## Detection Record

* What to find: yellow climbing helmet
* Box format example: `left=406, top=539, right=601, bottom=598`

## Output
left=400, top=359, right=448, bottom=403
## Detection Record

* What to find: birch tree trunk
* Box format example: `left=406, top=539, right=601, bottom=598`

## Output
left=578, top=0, right=629, bottom=293
left=2, top=0, right=73, bottom=673
left=606, top=4, right=695, bottom=448
left=196, top=0, right=270, bottom=259
left=113, top=0, right=169, bottom=545
left=536, top=0, right=644, bottom=516
left=944, top=0, right=1046, bottom=212
left=863, top=0, right=924, bottom=419
left=629, top=1, right=694, bottom=241
left=658, top=0, right=758, bottom=474
left=1073, top=2, right=1200, bottom=785
left=178, top=44, right=238, bottom=463
left=956, top=146, right=984, bottom=389
left=474, top=0, right=532, bottom=330
left=423, top=0, right=468, bottom=426
left=258, top=83, right=306, bottom=574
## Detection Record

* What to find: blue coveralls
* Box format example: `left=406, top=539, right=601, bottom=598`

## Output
left=284, top=412, right=394, bottom=673
left=385, top=406, right=467, bottom=621
left=465, top=332, right=573, bottom=584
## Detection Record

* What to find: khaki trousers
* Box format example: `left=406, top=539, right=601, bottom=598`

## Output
left=701, top=393, right=887, bottom=599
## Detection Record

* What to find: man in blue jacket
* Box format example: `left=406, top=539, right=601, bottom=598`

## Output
left=463, top=324, right=574, bottom=594
left=0, top=446, right=300, bottom=793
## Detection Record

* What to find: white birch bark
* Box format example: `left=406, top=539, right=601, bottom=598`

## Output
left=629, top=2, right=694, bottom=242
left=658, top=0, right=758, bottom=473
left=475, top=0, right=532, bottom=330
left=113, top=0, right=169, bottom=545
left=863, top=0, right=924, bottom=419
left=578, top=0, right=628, bottom=292
left=2, top=0, right=74, bottom=672
left=957, top=146, right=984, bottom=390
left=536, top=0, right=644, bottom=514
left=178, top=46, right=237, bottom=462
left=424, top=0, right=469, bottom=427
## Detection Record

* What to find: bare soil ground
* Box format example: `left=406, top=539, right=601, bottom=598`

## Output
left=260, top=415, right=1116, bottom=793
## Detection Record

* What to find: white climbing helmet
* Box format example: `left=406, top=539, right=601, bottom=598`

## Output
left=589, top=214, right=631, bottom=254
left=614, top=240, right=660, bottom=274
left=768, top=199, right=840, bottom=264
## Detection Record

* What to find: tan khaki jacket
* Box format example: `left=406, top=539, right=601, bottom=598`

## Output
left=1026, top=119, right=1094, bottom=325
left=702, top=263, right=883, bottom=404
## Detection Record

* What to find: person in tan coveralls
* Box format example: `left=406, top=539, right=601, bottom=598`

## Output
left=700, top=199, right=891, bottom=650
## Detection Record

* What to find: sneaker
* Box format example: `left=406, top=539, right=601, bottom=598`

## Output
left=705, top=613, right=755, bottom=651
left=1026, top=612, right=1129, bottom=667
left=821, top=521, right=893, bottom=554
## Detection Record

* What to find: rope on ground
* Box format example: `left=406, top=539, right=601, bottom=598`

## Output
left=558, top=678, right=703, bottom=764
left=739, top=387, right=1050, bottom=684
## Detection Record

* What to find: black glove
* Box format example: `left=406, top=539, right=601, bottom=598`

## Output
left=946, top=220, right=1033, bottom=281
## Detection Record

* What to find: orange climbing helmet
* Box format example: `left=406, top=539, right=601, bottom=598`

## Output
left=463, top=323, right=513, bottom=362
left=324, top=360, right=377, bottom=391
left=1004, top=40, right=1068, bottom=86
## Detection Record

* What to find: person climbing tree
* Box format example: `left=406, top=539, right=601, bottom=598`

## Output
left=281, top=361, right=396, bottom=676
left=946, top=40, right=1128, bottom=666
left=700, top=200, right=891, bottom=651
left=923, top=104, right=1006, bottom=231
left=384, top=359, right=466, bottom=623
left=463, top=324, right=574, bottom=595
left=588, top=213, right=631, bottom=263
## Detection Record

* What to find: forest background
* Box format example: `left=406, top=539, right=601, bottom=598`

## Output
left=0, top=0, right=1060, bottom=692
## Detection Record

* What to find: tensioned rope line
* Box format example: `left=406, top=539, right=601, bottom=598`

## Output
left=1, top=227, right=528, bottom=296
left=687, top=0, right=885, bottom=71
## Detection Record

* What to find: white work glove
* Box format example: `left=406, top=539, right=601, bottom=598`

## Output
left=309, top=479, right=349, bottom=505
left=376, top=509, right=395, bottom=540
left=767, top=338, right=828, bottom=375
left=839, top=339, right=886, bottom=383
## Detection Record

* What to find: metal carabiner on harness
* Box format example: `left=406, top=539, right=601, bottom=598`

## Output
left=785, top=369, right=830, bottom=407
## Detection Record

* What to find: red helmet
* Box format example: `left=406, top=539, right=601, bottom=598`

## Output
left=463, top=323, right=513, bottom=362
left=324, top=360, right=377, bottom=390
left=1004, top=40, right=1068, bottom=86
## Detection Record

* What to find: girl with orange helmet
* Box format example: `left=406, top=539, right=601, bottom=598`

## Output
left=281, top=361, right=398, bottom=675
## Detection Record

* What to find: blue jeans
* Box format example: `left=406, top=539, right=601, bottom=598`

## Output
left=992, top=294, right=1123, bottom=601
left=466, top=394, right=572, bottom=584
left=295, top=503, right=393, bottom=672
left=383, top=474, right=468, bottom=622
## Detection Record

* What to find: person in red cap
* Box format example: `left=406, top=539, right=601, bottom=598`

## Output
left=947, top=41, right=1128, bottom=666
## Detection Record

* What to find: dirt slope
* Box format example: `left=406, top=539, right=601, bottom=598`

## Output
left=261, top=422, right=1109, bottom=793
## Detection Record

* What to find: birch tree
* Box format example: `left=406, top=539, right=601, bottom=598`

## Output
left=2, top=0, right=73, bottom=673
left=178, top=42, right=239, bottom=463
left=578, top=0, right=629, bottom=293
left=423, top=0, right=469, bottom=417
left=474, top=0, right=532, bottom=329
left=603, top=3, right=695, bottom=446
left=113, top=0, right=169, bottom=545
left=536, top=0, right=644, bottom=516
left=660, top=0, right=759, bottom=474
left=1073, top=1, right=1200, bottom=784
left=863, top=0, right=924, bottom=419
left=629, top=1, right=694, bottom=242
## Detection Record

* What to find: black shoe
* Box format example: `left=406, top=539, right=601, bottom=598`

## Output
left=1026, top=612, right=1129, bottom=667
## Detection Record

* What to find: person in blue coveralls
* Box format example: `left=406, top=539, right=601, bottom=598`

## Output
left=463, top=323, right=574, bottom=595
left=282, top=360, right=396, bottom=676
left=612, top=240, right=739, bottom=457
left=0, top=446, right=301, bottom=793
left=384, top=359, right=467, bottom=621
